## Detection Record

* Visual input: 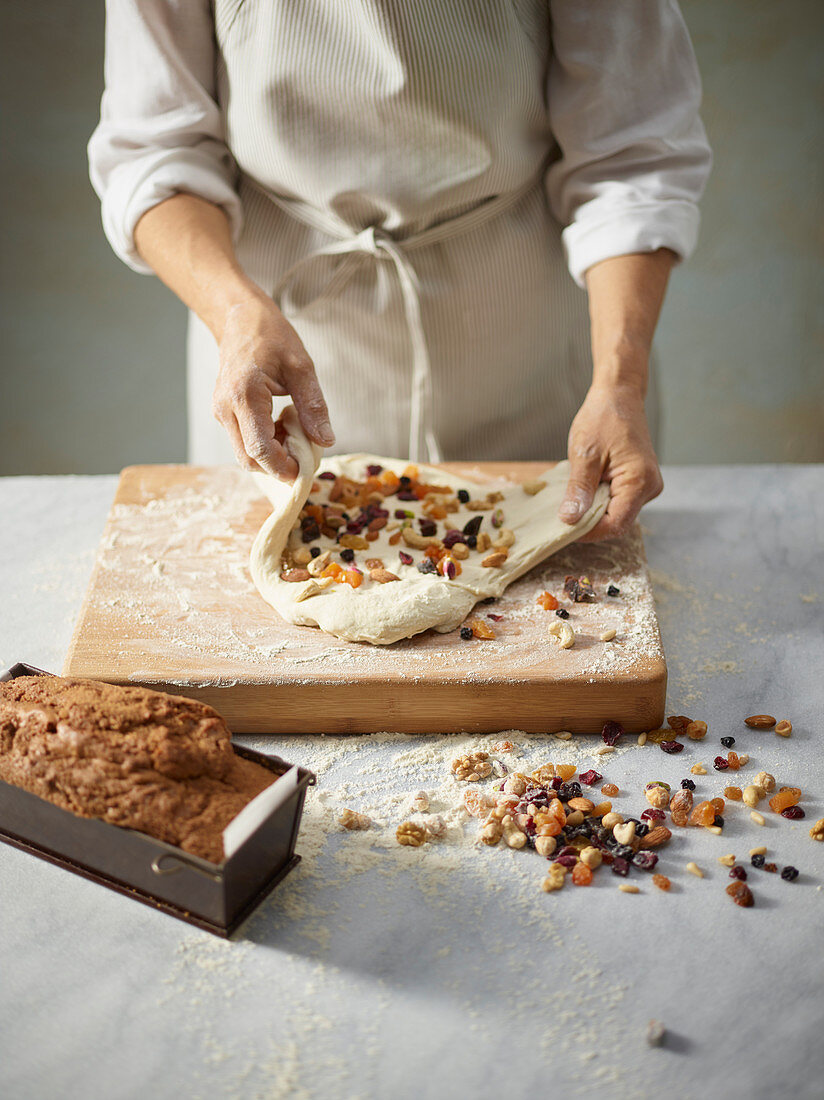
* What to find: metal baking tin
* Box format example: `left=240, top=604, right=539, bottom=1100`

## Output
left=0, top=663, right=315, bottom=937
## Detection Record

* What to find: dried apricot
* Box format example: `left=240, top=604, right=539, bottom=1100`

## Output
left=769, top=789, right=801, bottom=814
left=572, top=862, right=594, bottom=886
left=340, top=569, right=363, bottom=588
left=689, top=800, right=716, bottom=827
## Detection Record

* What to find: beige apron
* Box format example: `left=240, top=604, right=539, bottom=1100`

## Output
left=187, top=0, right=658, bottom=464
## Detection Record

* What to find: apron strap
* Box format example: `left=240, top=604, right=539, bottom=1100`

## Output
left=267, top=169, right=543, bottom=462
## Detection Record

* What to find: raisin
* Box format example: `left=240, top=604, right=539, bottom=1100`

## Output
left=726, top=881, right=754, bottom=907
left=632, top=851, right=658, bottom=871
left=558, top=781, right=582, bottom=801
left=460, top=626, right=473, bottom=641
left=781, top=866, right=799, bottom=882
left=462, top=515, right=483, bottom=537
left=713, top=815, right=725, bottom=827
left=724, top=786, right=743, bottom=801
left=601, top=782, right=619, bottom=796
left=310, top=546, right=321, bottom=558
left=751, top=853, right=765, bottom=868
left=729, top=866, right=747, bottom=880
left=602, top=721, right=624, bottom=746
left=555, top=607, right=570, bottom=619
left=442, top=530, right=467, bottom=549
left=339, top=547, right=355, bottom=563
left=720, top=736, right=735, bottom=748
left=689, top=800, right=716, bottom=827
left=727, top=751, right=741, bottom=770
left=611, top=857, right=631, bottom=877
left=652, top=874, right=671, bottom=891
left=681, top=779, right=696, bottom=791
left=607, top=585, right=620, bottom=597
left=763, top=862, right=777, bottom=874
left=661, top=740, right=684, bottom=754
left=465, top=535, right=477, bottom=549
left=457, top=489, right=470, bottom=503
left=572, top=862, right=594, bottom=886
left=781, top=806, right=805, bottom=820
left=769, top=789, right=801, bottom=813
left=634, top=821, right=650, bottom=838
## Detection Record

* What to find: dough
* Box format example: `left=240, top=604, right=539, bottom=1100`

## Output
left=250, top=407, right=608, bottom=645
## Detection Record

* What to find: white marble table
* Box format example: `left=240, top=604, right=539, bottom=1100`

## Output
left=1, top=467, right=822, bottom=1100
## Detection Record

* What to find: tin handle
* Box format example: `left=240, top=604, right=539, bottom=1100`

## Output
left=151, top=853, right=222, bottom=882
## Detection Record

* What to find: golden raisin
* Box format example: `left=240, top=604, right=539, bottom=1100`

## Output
left=652, top=874, right=671, bottom=891
left=689, top=800, right=716, bottom=827
left=724, top=786, right=743, bottom=801
left=768, top=789, right=801, bottom=814
left=572, top=862, right=594, bottom=886
left=711, top=797, right=726, bottom=815
left=601, top=783, right=619, bottom=797
left=556, top=764, right=577, bottom=781
left=537, top=591, right=559, bottom=611
left=469, top=618, right=496, bottom=640
left=727, top=751, right=740, bottom=770
left=726, top=881, right=754, bottom=907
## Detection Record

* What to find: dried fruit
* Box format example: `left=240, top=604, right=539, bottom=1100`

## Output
left=711, top=797, right=726, bottom=814
left=724, top=786, right=743, bottom=801
left=492, top=739, right=515, bottom=754
left=661, top=740, right=685, bottom=754
left=769, top=789, right=801, bottom=813
left=607, top=585, right=620, bottom=597
left=460, top=626, right=473, bottom=640
left=462, top=789, right=492, bottom=817
left=729, top=865, right=747, bottom=881
left=601, top=782, right=620, bottom=797
left=469, top=618, right=496, bottom=640
left=578, top=769, right=602, bottom=786
left=713, top=756, right=729, bottom=771
left=572, top=862, right=593, bottom=886
left=686, top=721, right=708, bottom=741
left=781, top=806, right=805, bottom=820
left=669, top=788, right=694, bottom=826
left=781, top=866, right=799, bottom=881
left=632, top=851, right=658, bottom=871
left=775, top=720, right=792, bottom=737
left=726, top=881, right=754, bottom=907
left=680, top=779, right=696, bottom=791
left=537, top=591, right=559, bottom=611
left=744, top=714, right=776, bottom=729
left=602, top=721, right=624, bottom=746
left=563, top=574, right=596, bottom=602
left=555, top=607, right=569, bottom=619
left=689, top=801, right=716, bottom=827
left=667, top=715, right=692, bottom=731
left=611, top=857, right=630, bottom=877
left=396, top=822, right=427, bottom=847
left=726, top=751, right=741, bottom=770
left=763, top=862, right=778, bottom=873
left=556, top=764, right=577, bottom=781
left=720, top=736, right=735, bottom=748
left=641, top=807, right=666, bottom=822
left=652, top=874, right=671, bottom=891
left=751, top=853, right=766, bottom=868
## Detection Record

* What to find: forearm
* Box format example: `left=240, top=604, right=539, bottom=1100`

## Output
left=584, top=248, right=676, bottom=396
left=133, top=193, right=267, bottom=339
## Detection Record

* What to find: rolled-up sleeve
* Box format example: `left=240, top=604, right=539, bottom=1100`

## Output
left=88, top=0, right=242, bottom=274
left=546, top=0, right=712, bottom=287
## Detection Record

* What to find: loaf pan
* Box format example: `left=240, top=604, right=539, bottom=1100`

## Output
left=0, top=663, right=315, bottom=937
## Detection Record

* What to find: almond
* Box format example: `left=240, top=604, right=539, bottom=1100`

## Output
left=481, top=551, right=508, bottom=568
left=640, top=825, right=672, bottom=849
left=369, top=568, right=400, bottom=584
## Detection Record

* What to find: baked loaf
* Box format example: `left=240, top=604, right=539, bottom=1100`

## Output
left=0, top=677, right=275, bottom=863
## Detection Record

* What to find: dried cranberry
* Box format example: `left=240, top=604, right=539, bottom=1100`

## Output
left=460, top=626, right=473, bottom=640
left=632, top=851, right=658, bottom=871
left=457, top=489, right=470, bottom=503
left=681, top=779, right=696, bottom=790
left=557, top=846, right=578, bottom=858
left=751, top=853, right=765, bottom=868
left=554, top=854, right=577, bottom=869
left=660, top=740, right=684, bottom=754
left=579, top=769, right=603, bottom=786
left=781, top=866, right=799, bottom=882
left=713, top=756, right=729, bottom=770
left=611, top=857, right=630, bottom=877
left=318, top=471, right=336, bottom=480
left=781, top=806, right=805, bottom=820
left=607, top=584, right=620, bottom=597
left=398, top=551, right=413, bottom=566
left=555, top=607, right=570, bottom=619
left=641, top=807, right=666, bottom=822
left=487, top=613, right=503, bottom=622
left=720, top=736, right=735, bottom=748
left=602, top=720, right=624, bottom=746
left=522, top=818, right=537, bottom=837
left=397, top=489, right=418, bottom=501
left=462, top=515, right=483, bottom=537
left=546, top=776, right=562, bottom=791
left=366, top=463, right=383, bottom=476
left=339, top=547, right=355, bottom=563
left=729, top=865, right=747, bottom=880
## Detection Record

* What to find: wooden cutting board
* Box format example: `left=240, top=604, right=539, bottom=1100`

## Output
left=63, top=464, right=666, bottom=734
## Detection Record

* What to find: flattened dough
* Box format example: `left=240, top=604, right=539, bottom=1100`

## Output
left=250, top=407, right=608, bottom=644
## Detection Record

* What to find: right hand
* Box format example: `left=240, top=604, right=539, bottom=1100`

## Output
left=211, top=295, right=335, bottom=480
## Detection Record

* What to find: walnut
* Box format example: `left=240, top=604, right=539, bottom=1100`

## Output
left=339, top=808, right=371, bottom=831
left=425, top=814, right=447, bottom=839
left=451, top=751, right=492, bottom=782
left=809, top=818, right=824, bottom=842
left=396, top=821, right=427, bottom=847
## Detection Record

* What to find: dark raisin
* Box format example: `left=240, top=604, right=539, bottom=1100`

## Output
left=751, top=853, right=765, bottom=868
left=729, top=865, right=747, bottom=880
left=763, top=862, right=778, bottom=874
left=482, top=596, right=496, bottom=604
left=465, top=535, right=477, bottom=549
left=634, top=821, right=650, bottom=838
left=720, top=736, right=735, bottom=748
left=607, top=585, right=620, bottom=597
left=442, top=530, right=466, bottom=549
left=558, top=781, right=582, bottom=801
left=417, top=559, right=437, bottom=575
left=579, top=769, right=603, bottom=786
left=781, top=866, right=799, bottom=882
left=339, top=547, right=355, bottom=563
left=300, top=521, right=320, bottom=543
left=398, top=551, right=413, bottom=566
left=310, top=546, right=321, bottom=558
left=713, top=815, right=725, bottom=827
left=397, top=489, right=418, bottom=500
left=681, top=779, right=696, bottom=790
left=632, top=851, right=658, bottom=871
left=419, top=518, right=437, bottom=537
left=601, top=720, right=624, bottom=746
left=661, top=740, right=684, bottom=754
left=462, top=515, right=483, bottom=537
left=366, top=464, right=383, bottom=476
left=613, top=844, right=635, bottom=861
left=713, top=756, right=730, bottom=770
left=611, top=857, right=630, bottom=877
left=399, top=476, right=411, bottom=486
left=460, top=626, right=473, bottom=640
left=457, top=489, right=470, bottom=503
left=781, top=806, right=805, bottom=820
left=555, top=607, right=570, bottom=619
left=394, top=509, right=410, bottom=519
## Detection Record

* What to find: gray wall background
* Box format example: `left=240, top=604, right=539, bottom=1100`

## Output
left=1, top=0, right=821, bottom=475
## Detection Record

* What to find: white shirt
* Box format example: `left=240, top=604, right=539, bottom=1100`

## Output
left=89, top=0, right=711, bottom=464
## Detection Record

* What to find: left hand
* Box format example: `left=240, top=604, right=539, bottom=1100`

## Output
left=558, top=383, right=663, bottom=542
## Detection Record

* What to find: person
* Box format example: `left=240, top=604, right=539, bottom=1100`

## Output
left=89, top=1, right=711, bottom=541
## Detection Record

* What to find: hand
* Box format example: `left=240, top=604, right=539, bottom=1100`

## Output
left=558, top=384, right=663, bottom=541
left=211, top=295, right=335, bottom=480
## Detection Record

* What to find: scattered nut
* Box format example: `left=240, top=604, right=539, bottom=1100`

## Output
left=745, top=714, right=777, bottom=729
left=599, top=629, right=617, bottom=642
left=686, top=720, right=708, bottom=740
left=645, top=785, right=671, bottom=809
left=737, top=753, right=750, bottom=765
left=548, top=619, right=575, bottom=649
left=481, top=819, right=502, bottom=846
left=501, top=815, right=527, bottom=849
left=396, top=821, right=427, bottom=847
left=749, top=845, right=767, bottom=856
left=618, top=883, right=640, bottom=894
left=292, top=547, right=312, bottom=565
left=754, top=771, right=776, bottom=792
left=690, top=764, right=707, bottom=775
left=370, top=567, right=400, bottom=584
left=307, top=550, right=332, bottom=575
left=685, top=862, right=704, bottom=878
left=554, top=730, right=573, bottom=741
left=718, top=854, right=737, bottom=867
left=410, top=790, right=430, bottom=813
left=503, top=774, right=528, bottom=796
left=647, top=1020, right=666, bottom=1047
left=613, top=821, right=637, bottom=845
left=601, top=812, right=625, bottom=829
left=425, top=815, right=447, bottom=840
left=750, top=811, right=766, bottom=826
left=640, top=826, right=672, bottom=849
left=637, top=732, right=648, bottom=746
left=452, top=751, right=492, bottom=782
left=775, top=720, right=792, bottom=737
left=492, top=739, right=515, bottom=754
left=492, top=528, right=515, bottom=549
left=541, top=864, right=567, bottom=892
left=522, top=479, right=547, bottom=495
left=281, top=568, right=312, bottom=583
left=595, top=745, right=614, bottom=756
left=534, top=835, right=557, bottom=858
left=809, top=818, right=824, bottom=842
left=339, top=808, right=371, bottom=831
left=579, top=846, right=603, bottom=869
left=481, top=550, right=508, bottom=569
